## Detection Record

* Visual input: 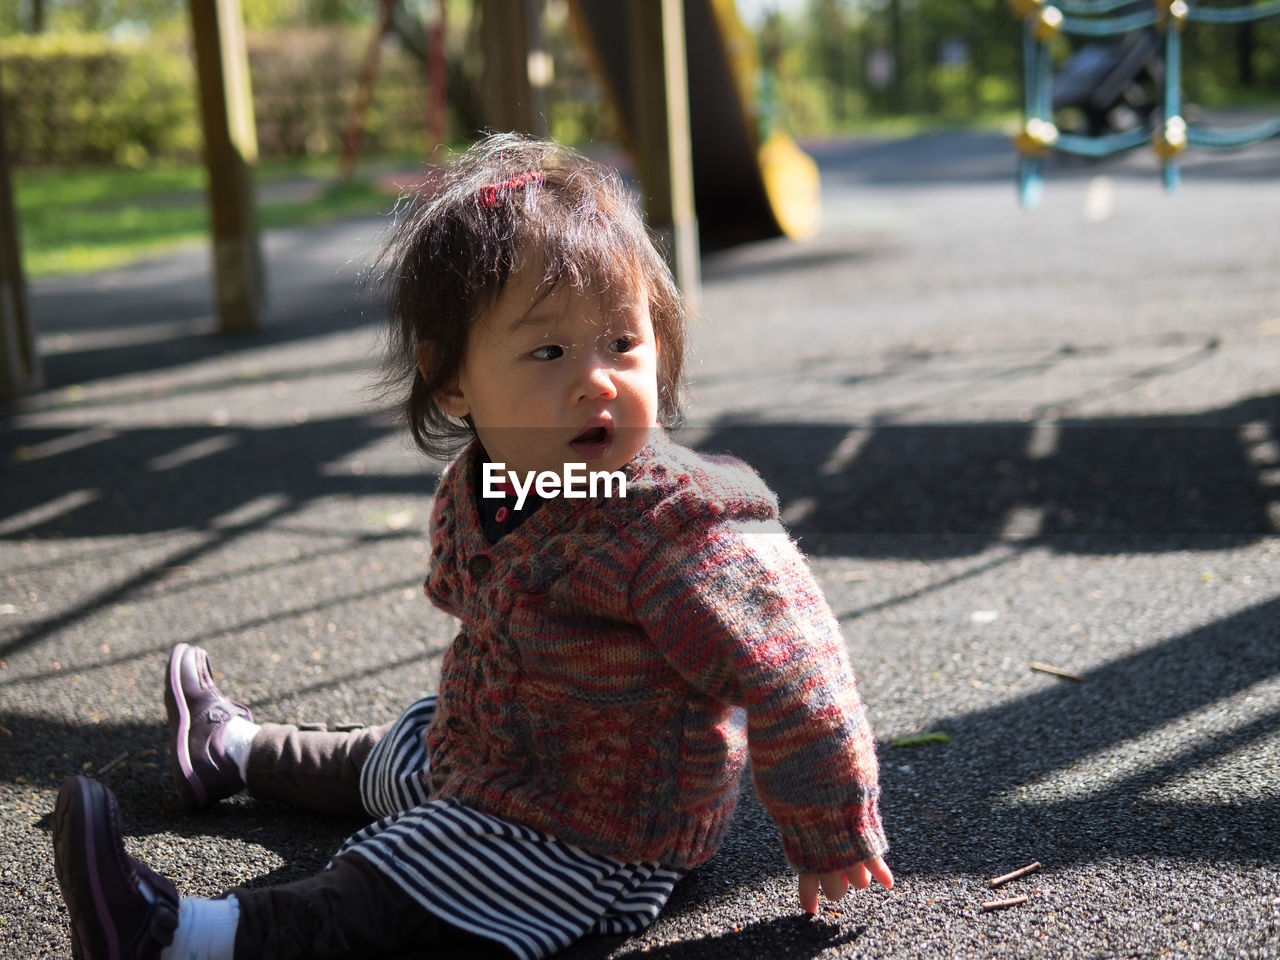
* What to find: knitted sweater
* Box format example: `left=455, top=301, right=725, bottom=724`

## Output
left=422, top=431, right=887, bottom=873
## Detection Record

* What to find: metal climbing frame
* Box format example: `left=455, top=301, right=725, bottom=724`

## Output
left=1012, top=0, right=1280, bottom=206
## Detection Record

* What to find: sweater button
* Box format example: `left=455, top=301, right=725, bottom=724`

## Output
left=467, top=554, right=492, bottom=578
left=452, top=632, right=469, bottom=655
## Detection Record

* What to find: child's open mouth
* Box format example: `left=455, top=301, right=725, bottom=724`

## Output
left=569, top=425, right=612, bottom=457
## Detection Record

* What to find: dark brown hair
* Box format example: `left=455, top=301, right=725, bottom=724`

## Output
left=375, top=133, right=687, bottom=460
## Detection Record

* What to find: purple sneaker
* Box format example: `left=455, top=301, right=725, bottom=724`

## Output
left=164, top=643, right=253, bottom=812
left=53, top=775, right=180, bottom=960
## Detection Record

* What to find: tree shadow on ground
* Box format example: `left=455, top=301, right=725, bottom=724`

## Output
left=5, top=588, right=1277, bottom=957
left=561, top=594, right=1280, bottom=957
left=2, top=414, right=432, bottom=541
left=6, top=713, right=363, bottom=889
left=685, top=391, right=1280, bottom=558
left=0, top=412, right=441, bottom=661
left=5, top=393, right=1273, bottom=557
left=24, top=218, right=388, bottom=391
left=878, top=593, right=1280, bottom=876
left=570, top=916, right=865, bottom=960
left=5, top=336, right=1279, bottom=956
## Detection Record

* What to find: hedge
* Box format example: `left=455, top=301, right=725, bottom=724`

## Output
left=0, top=27, right=431, bottom=167
left=1, top=32, right=198, bottom=166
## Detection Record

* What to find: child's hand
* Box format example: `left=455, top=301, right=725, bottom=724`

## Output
left=798, top=856, right=893, bottom=914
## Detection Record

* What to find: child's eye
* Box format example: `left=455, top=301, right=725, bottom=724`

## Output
left=609, top=335, right=639, bottom=353
left=530, top=344, right=564, bottom=360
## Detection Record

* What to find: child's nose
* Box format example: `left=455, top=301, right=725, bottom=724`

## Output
left=576, top=355, right=618, bottom=401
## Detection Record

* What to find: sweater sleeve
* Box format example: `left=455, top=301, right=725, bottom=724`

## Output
left=629, top=514, right=889, bottom=874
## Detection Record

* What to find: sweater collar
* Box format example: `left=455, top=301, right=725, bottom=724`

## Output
left=450, top=427, right=668, bottom=558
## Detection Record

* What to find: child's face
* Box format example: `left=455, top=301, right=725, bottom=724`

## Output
left=434, top=263, right=660, bottom=479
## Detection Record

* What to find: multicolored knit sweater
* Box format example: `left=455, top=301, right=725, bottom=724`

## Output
left=422, top=431, right=887, bottom=873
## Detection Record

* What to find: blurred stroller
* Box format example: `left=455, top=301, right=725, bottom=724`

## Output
left=1053, top=26, right=1164, bottom=135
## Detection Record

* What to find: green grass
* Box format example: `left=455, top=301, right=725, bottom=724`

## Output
left=834, top=109, right=1023, bottom=140
left=14, top=160, right=404, bottom=277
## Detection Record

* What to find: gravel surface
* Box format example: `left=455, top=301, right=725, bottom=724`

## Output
left=3, top=129, right=1279, bottom=959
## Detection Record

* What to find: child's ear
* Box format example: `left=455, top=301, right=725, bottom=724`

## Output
left=434, top=379, right=470, bottom=419
left=417, top=342, right=471, bottom=418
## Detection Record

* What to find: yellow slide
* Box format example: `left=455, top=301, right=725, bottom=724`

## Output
left=568, top=0, right=820, bottom=249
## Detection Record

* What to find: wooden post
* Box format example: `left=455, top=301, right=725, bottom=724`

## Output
left=190, top=0, right=265, bottom=334
left=627, top=0, right=700, bottom=309
left=523, top=0, right=549, bottom=138
left=427, top=0, right=449, bottom=153
left=477, top=0, right=544, bottom=135
left=0, top=66, right=40, bottom=400
left=337, top=0, right=396, bottom=182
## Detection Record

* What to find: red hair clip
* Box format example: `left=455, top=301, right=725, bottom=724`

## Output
left=478, top=170, right=544, bottom=208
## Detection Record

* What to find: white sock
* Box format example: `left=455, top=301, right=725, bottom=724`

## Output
left=161, top=896, right=239, bottom=960
left=221, top=716, right=261, bottom=784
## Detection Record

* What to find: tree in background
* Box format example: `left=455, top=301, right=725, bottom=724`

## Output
left=0, top=0, right=185, bottom=33
left=0, top=0, right=487, bottom=166
left=0, top=0, right=395, bottom=34
left=766, top=0, right=1277, bottom=135
left=3, top=0, right=1275, bottom=164
left=774, top=0, right=1021, bottom=128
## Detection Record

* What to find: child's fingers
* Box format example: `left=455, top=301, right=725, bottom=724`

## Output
left=864, top=856, right=894, bottom=890
left=849, top=862, right=871, bottom=890
left=801, top=859, right=893, bottom=914
left=798, top=873, right=820, bottom=914
left=819, top=870, right=849, bottom=902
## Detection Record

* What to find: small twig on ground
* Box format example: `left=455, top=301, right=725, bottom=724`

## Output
left=890, top=732, right=952, bottom=748
left=839, top=570, right=872, bottom=582
left=1029, top=662, right=1085, bottom=682
left=989, top=861, right=1041, bottom=889
left=981, top=895, right=1029, bottom=912
left=96, top=750, right=130, bottom=775
left=133, top=749, right=158, bottom=760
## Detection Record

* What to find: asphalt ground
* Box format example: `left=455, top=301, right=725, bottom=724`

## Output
left=3, top=121, right=1280, bottom=958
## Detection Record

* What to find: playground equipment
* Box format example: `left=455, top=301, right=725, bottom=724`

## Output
left=570, top=0, right=820, bottom=250
left=1012, top=0, right=1280, bottom=206
left=0, top=73, right=37, bottom=398
left=189, top=0, right=264, bottom=335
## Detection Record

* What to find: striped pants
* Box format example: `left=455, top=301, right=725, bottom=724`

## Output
left=231, top=701, right=496, bottom=959
left=231, top=698, right=677, bottom=960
